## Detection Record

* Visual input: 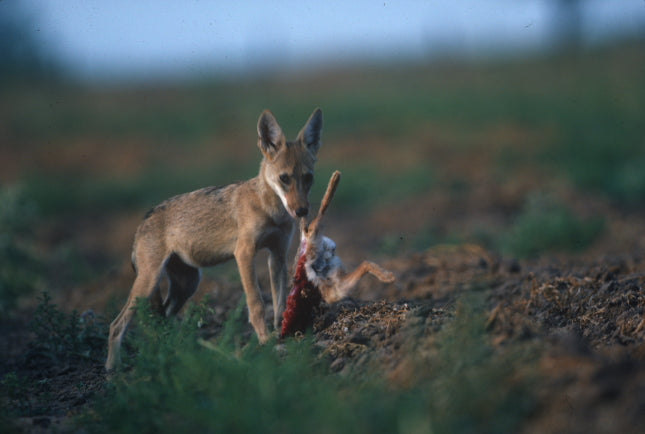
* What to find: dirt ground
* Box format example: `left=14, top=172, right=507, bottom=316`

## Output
left=2, top=61, right=644, bottom=431
left=2, top=196, right=645, bottom=433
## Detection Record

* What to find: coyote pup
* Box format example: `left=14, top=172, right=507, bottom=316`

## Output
left=106, top=109, right=323, bottom=370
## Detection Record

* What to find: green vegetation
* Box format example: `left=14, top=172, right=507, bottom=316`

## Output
left=418, top=298, right=536, bottom=433
left=23, top=161, right=258, bottom=217
left=377, top=192, right=606, bottom=259
left=2, top=41, right=643, bottom=433
left=314, top=164, right=434, bottom=212
left=500, top=194, right=605, bottom=258
left=540, top=65, right=645, bottom=207
left=23, top=159, right=433, bottom=219
left=1, top=292, right=107, bottom=424
left=30, top=292, right=107, bottom=364
left=0, top=186, right=42, bottom=315
left=5, top=43, right=643, bottom=219
left=78, top=296, right=535, bottom=434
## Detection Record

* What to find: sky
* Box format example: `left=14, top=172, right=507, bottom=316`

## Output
left=11, top=0, right=645, bottom=81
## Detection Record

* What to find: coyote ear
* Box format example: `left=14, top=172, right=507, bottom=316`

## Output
left=257, top=110, right=284, bottom=159
left=298, top=108, right=323, bottom=155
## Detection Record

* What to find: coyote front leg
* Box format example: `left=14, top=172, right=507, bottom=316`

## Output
left=235, top=239, right=270, bottom=343
left=269, top=234, right=293, bottom=330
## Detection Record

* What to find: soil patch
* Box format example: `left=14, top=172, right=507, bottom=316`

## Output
left=4, top=243, right=645, bottom=433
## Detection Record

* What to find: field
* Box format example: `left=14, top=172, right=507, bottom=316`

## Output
left=2, top=42, right=645, bottom=433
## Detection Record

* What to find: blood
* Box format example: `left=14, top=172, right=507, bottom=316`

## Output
left=280, top=252, right=322, bottom=338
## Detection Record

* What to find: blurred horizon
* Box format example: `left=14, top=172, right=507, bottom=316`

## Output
left=2, top=0, right=644, bottom=84
left=1, top=0, right=644, bottom=319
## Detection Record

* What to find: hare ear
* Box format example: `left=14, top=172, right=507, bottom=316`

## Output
left=308, top=171, right=341, bottom=237
left=317, top=171, right=341, bottom=217
left=257, top=110, right=285, bottom=159
left=297, top=108, right=323, bottom=155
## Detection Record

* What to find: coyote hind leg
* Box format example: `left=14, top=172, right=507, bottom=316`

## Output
left=105, top=251, right=167, bottom=371
left=163, top=254, right=201, bottom=317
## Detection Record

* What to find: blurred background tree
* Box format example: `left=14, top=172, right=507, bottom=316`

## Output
left=552, top=0, right=583, bottom=50
left=0, top=1, right=59, bottom=83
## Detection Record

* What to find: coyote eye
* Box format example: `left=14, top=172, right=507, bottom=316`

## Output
left=302, top=173, right=313, bottom=186
left=279, top=174, right=290, bottom=184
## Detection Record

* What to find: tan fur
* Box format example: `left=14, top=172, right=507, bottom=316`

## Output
left=301, top=171, right=395, bottom=304
left=106, top=108, right=323, bottom=371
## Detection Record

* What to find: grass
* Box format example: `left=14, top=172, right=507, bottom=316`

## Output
left=0, top=186, right=42, bottom=315
left=82, top=299, right=389, bottom=434
left=540, top=79, right=645, bottom=207
left=77, top=295, right=536, bottom=434
left=23, top=160, right=433, bottom=218
left=500, top=193, right=605, bottom=258
left=375, top=192, right=607, bottom=259
left=418, top=297, right=536, bottom=433
left=29, top=292, right=107, bottom=364
left=313, top=164, right=434, bottom=212
left=5, top=43, right=644, bottom=220
left=23, top=160, right=258, bottom=217
left=1, top=292, right=107, bottom=426
left=0, top=185, right=102, bottom=298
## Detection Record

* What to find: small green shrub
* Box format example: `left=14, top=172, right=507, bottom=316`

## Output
left=30, top=292, right=107, bottom=363
left=607, top=154, right=645, bottom=206
left=1, top=371, right=31, bottom=422
left=547, top=129, right=645, bottom=208
left=1, top=294, right=107, bottom=423
left=0, top=186, right=42, bottom=315
left=500, top=194, right=605, bottom=258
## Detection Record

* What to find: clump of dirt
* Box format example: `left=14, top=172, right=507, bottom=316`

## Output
left=484, top=257, right=645, bottom=434
left=313, top=300, right=415, bottom=375
left=487, top=268, right=645, bottom=350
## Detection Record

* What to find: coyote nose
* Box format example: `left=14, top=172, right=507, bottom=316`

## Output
left=295, top=207, right=309, bottom=217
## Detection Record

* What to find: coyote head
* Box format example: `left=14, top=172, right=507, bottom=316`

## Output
left=257, top=108, right=323, bottom=218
